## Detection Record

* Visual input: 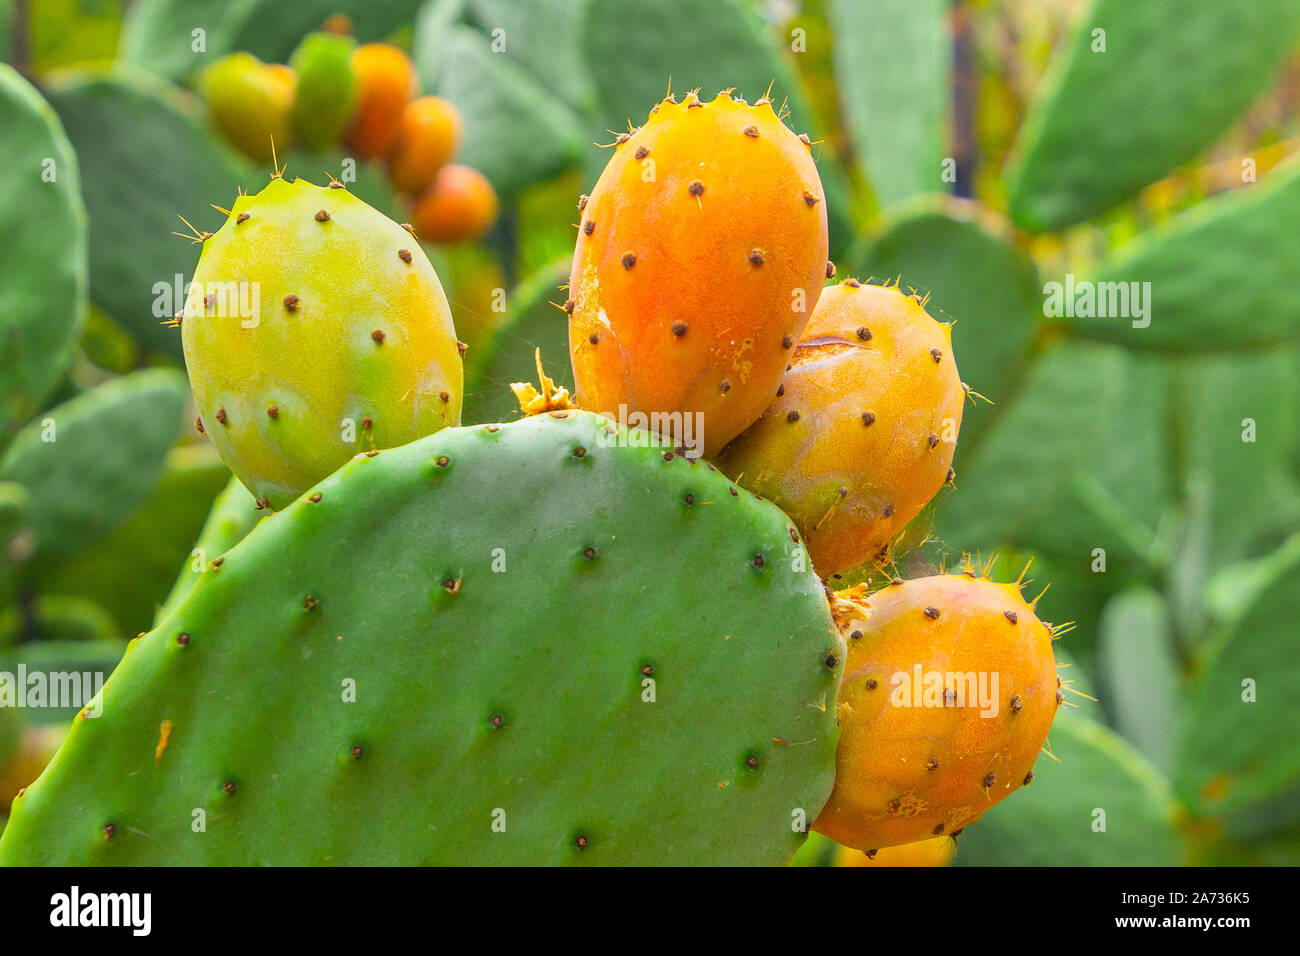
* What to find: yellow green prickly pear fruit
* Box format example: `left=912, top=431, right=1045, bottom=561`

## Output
left=199, top=52, right=295, bottom=162
left=288, top=31, right=359, bottom=153
left=813, top=572, right=1060, bottom=851
left=181, top=176, right=463, bottom=509
left=717, top=281, right=964, bottom=577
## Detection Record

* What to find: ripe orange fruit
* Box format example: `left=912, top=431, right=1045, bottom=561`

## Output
left=344, top=43, right=417, bottom=159
left=410, top=165, right=499, bottom=244
left=387, top=96, right=462, bottom=195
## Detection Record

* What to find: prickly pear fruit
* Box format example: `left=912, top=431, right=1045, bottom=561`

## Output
left=387, top=96, right=462, bottom=195
left=288, top=31, right=359, bottom=153
left=410, top=164, right=498, bottom=243
left=833, top=835, right=955, bottom=867
left=717, top=281, right=963, bottom=577
left=567, top=90, right=830, bottom=457
left=343, top=43, right=417, bottom=159
left=181, top=176, right=463, bottom=510
left=199, top=53, right=295, bottom=162
left=812, top=573, right=1060, bottom=850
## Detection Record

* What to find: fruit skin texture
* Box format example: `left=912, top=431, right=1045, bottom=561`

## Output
left=200, top=53, right=295, bottom=162
left=387, top=96, right=462, bottom=195
left=410, top=164, right=498, bottom=243
left=567, top=91, right=830, bottom=458
left=832, top=835, right=954, bottom=867
left=343, top=43, right=417, bottom=159
left=717, top=281, right=963, bottom=577
left=813, top=573, right=1059, bottom=850
left=288, top=31, right=359, bottom=152
left=181, top=176, right=462, bottom=510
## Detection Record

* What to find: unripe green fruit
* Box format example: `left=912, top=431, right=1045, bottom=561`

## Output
left=182, top=176, right=463, bottom=509
left=288, top=32, right=359, bottom=153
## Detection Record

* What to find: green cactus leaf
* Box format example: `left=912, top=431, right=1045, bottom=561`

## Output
left=935, top=342, right=1172, bottom=566
left=423, top=26, right=585, bottom=198
left=854, top=201, right=1040, bottom=452
left=463, top=257, right=571, bottom=425
left=0, top=596, right=122, bottom=647
left=954, top=710, right=1184, bottom=865
left=0, top=410, right=842, bottom=865
left=579, top=0, right=855, bottom=257
left=1006, top=0, right=1300, bottom=232
left=119, top=0, right=242, bottom=82
left=1177, top=533, right=1300, bottom=815
left=0, top=480, right=31, bottom=602
left=1179, top=348, right=1300, bottom=562
left=154, top=473, right=261, bottom=625
left=41, top=446, right=232, bottom=639
left=1069, top=162, right=1300, bottom=350
left=44, top=68, right=249, bottom=360
left=827, top=0, right=948, bottom=205
left=1097, top=589, right=1179, bottom=774
left=0, top=369, right=188, bottom=568
left=121, top=0, right=424, bottom=82
left=466, top=0, right=593, bottom=112
left=0, top=638, right=127, bottom=726
left=0, top=65, right=87, bottom=447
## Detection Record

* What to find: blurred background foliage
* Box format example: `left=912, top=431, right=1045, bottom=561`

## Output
left=1, top=0, right=1298, bottom=866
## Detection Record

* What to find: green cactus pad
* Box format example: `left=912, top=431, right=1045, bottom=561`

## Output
left=1097, top=588, right=1178, bottom=774
left=1066, top=160, right=1300, bottom=350
left=827, top=0, right=948, bottom=205
left=154, top=473, right=261, bottom=625
left=935, top=342, right=1171, bottom=566
left=42, top=446, right=233, bottom=639
left=44, top=68, right=249, bottom=360
left=1178, top=534, right=1300, bottom=815
left=953, top=711, right=1184, bottom=865
left=1006, top=0, right=1300, bottom=231
left=465, top=0, right=593, bottom=111
left=0, top=410, right=842, bottom=865
left=121, top=0, right=424, bottom=82
left=0, top=65, right=87, bottom=447
left=0, top=369, right=188, bottom=570
left=428, top=26, right=585, bottom=197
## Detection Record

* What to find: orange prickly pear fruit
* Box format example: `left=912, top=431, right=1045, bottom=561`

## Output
left=812, top=573, right=1061, bottom=851
left=344, top=43, right=417, bottom=159
left=832, top=835, right=955, bottom=867
left=409, top=164, right=499, bottom=243
left=717, top=281, right=964, bottom=577
left=387, top=96, right=462, bottom=195
left=567, top=90, right=830, bottom=458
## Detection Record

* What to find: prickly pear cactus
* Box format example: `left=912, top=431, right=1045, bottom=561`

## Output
left=0, top=410, right=842, bottom=865
left=182, top=176, right=463, bottom=510
left=288, top=31, right=359, bottom=153
left=718, top=281, right=964, bottom=577
left=813, top=572, right=1059, bottom=850
left=568, top=90, right=830, bottom=457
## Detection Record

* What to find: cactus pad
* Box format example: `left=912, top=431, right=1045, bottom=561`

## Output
left=0, top=410, right=842, bottom=865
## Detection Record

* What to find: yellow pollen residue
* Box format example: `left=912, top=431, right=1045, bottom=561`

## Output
left=729, top=338, right=756, bottom=384
left=155, top=719, right=173, bottom=763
